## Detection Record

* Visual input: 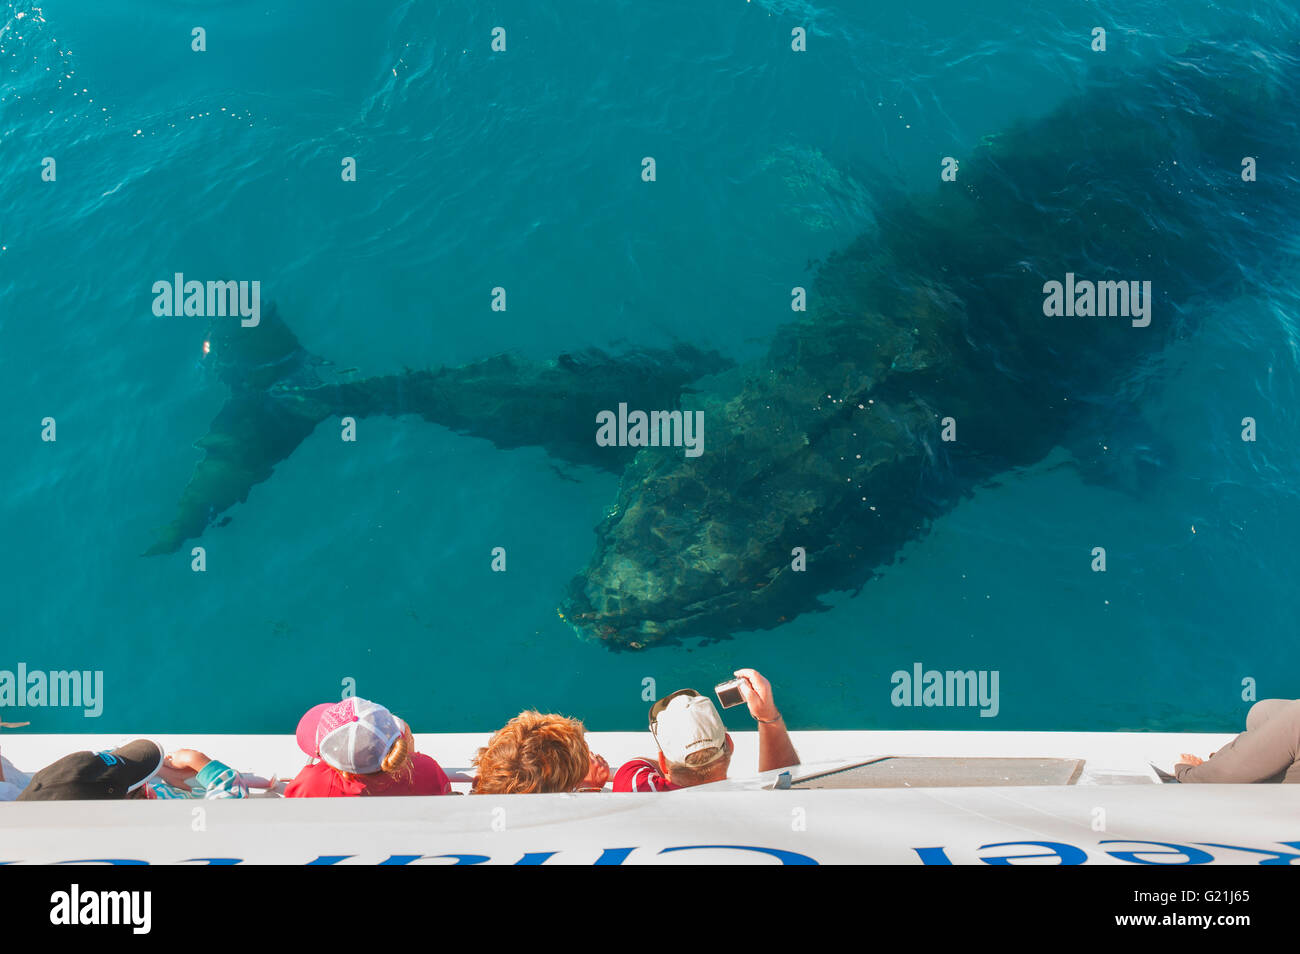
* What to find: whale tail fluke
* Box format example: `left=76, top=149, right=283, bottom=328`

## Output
left=145, top=303, right=334, bottom=556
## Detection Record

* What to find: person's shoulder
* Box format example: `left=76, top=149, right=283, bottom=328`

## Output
left=196, top=759, right=248, bottom=798
left=285, top=761, right=354, bottom=797
left=411, top=752, right=452, bottom=794
left=289, top=760, right=333, bottom=780
left=613, top=758, right=677, bottom=792
left=195, top=759, right=234, bottom=784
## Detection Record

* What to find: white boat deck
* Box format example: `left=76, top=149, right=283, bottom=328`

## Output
left=0, top=727, right=1238, bottom=790
left=4, top=730, right=1294, bottom=865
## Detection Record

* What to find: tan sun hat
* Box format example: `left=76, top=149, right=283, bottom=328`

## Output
left=649, top=689, right=727, bottom=766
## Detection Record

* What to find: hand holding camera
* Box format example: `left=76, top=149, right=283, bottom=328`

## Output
left=716, top=668, right=781, bottom=724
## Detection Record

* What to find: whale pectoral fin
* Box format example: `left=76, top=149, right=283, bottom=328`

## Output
left=145, top=394, right=323, bottom=556
left=150, top=299, right=734, bottom=556
left=337, top=344, right=735, bottom=471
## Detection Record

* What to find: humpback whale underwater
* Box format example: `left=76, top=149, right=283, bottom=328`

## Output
left=150, top=39, right=1300, bottom=650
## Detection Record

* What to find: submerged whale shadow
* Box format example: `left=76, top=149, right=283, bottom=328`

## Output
left=150, top=38, right=1300, bottom=649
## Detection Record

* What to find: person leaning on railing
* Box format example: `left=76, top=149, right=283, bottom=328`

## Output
left=286, top=697, right=451, bottom=797
left=613, top=668, right=800, bottom=792
left=16, top=739, right=248, bottom=800
left=1174, top=698, right=1300, bottom=783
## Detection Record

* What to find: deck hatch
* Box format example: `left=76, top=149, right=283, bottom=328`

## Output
left=789, top=756, right=1086, bottom=789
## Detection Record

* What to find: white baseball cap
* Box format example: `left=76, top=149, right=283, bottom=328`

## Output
left=649, top=690, right=727, bottom=766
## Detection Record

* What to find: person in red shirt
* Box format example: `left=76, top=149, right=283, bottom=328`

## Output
left=285, top=697, right=451, bottom=797
left=614, top=668, right=799, bottom=792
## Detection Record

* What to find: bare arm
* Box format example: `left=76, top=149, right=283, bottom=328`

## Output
left=734, top=668, right=800, bottom=773
left=757, top=718, right=799, bottom=774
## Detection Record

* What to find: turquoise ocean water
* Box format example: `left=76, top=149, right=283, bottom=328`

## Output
left=2, top=0, right=1298, bottom=736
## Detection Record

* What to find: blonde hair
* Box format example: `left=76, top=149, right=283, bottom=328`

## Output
left=380, top=724, right=414, bottom=776
left=336, top=723, right=415, bottom=784
left=471, top=711, right=590, bottom=794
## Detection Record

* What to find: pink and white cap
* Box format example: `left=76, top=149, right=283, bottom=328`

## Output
left=295, top=698, right=405, bottom=775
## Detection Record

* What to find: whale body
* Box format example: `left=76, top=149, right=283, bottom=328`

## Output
left=151, top=39, right=1300, bottom=648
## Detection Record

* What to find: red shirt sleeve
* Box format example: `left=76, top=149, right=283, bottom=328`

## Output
left=613, top=758, right=680, bottom=792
